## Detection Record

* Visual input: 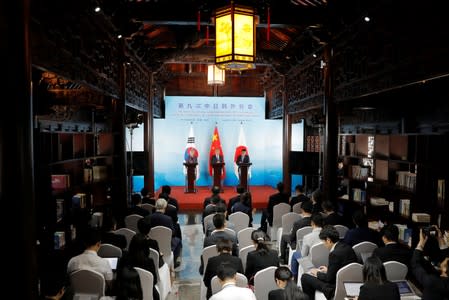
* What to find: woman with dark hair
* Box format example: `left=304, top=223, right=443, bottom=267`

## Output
left=269, top=266, right=309, bottom=300
left=245, top=229, right=279, bottom=285
left=358, top=256, right=399, bottom=300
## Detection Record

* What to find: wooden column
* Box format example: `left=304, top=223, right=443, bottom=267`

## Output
left=144, top=73, right=155, bottom=197
left=1, top=0, right=37, bottom=297
left=282, top=76, right=292, bottom=193
left=323, top=45, right=338, bottom=203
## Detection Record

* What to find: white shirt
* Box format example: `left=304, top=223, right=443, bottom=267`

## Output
left=67, top=250, right=113, bottom=281
left=210, top=282, right=257, bottom=300
left=301, top=227, right=322, bottom=257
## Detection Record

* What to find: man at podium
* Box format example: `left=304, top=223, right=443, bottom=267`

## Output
left=236, top=148, right=250, bottom=164
left=184, top=147, right=199, bottom=193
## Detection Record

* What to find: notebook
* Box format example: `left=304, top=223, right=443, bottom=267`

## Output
left=343, top=281, right=363, bottom=297
left=393, top=280, right=415, bottom=296
left=104, top=257, right=118, bottom=271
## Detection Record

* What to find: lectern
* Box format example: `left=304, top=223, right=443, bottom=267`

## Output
left=238, top=162, right=252, bottom=191
left=183, top=162, right=197, bottom=193
left=212, top=162, right=225, bottom=192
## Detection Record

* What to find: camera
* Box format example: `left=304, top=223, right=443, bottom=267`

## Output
left=422, top=226, right=437, bottom=237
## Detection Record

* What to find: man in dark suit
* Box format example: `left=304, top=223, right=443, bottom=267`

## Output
left=227, top=185, right=246, bottom=216
left=301, top=225, right=358, bottom=300
left=203, top=238, right=244, bottom=299
left=321, top=200, right=344, bottom=226
left=159, top=185, right=179, bottom=210
left=236, top=148, right=250, bottom=164
left=372, top=224, right=412, bottom=267
left=127, top=193, right=150, bottom=217
left=289, top=185, right=309, bottom=208
left=259, top=181, right=289, bottom=233
left=211, top=148, right=224, bottom=164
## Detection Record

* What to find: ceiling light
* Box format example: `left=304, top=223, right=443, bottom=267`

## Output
left=207, top=65, right=226, bottom=85
left=364, top=16, right=370, bottom=22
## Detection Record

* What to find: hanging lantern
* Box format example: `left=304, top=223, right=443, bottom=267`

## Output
left=207, top=65, right=226, bottom=85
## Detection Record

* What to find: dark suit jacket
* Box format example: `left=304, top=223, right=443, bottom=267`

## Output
left=290, top=216, right=312, bottom=248
left=290, top=194, right=310, bottom=208
left=323, top=212, right=344, bottom=226
left=101, top=231, right=127, bottom=250
left=149, top=212, right=175, bottom=236
left=245, top=249, right=280, bottom=284
left=266, top=192, right=290, bottom=225
left=268, top=288, right=309, bottom=300
left=358, top=281, right=400, bottom=300
left=342, top=227, right=381, bottom=247
left=227, top=194, right=242, bottom=216
left=211, top=155, right=224, bottom=164
left=372, top=242, right=412, bottom=267
left=127, top=206, right=150, bottom=217
left=411, top=249, right=449, bottom=300
left=236, top=154, right=250, bottom=164
left=316, top=242, right=358, bottom=284
left=203, top=253, right=244, bottom=299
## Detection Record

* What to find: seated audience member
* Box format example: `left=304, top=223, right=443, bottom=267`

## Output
left=245, top=230, right=280, bottom=285
left=127, top=193, right=150, bottom=217
left=203, top=194, right=227, bottom=220
left=203, top=238, right=244, bottom=299
left=372, top=224, right=411, bottom=267
left=137, top=217, right=164, bottom=267
left=141, top=186, right=155, bottom=206
left=321, top=200, right=344, bottom=226
left=411, top=228, right=449, bottom=300
left=268, top=266, right=309, bottom=300
left=259, top=181, right=289, bottom=233
left=204, top=186, right=226, bottom=209
left=116, top=234, right=159, bottom=300
left=289, top=185, right=310, bottom=209
left=342, top=209, right=381, bottom=247
left=358, top=256, right=400, bottom=300
left=279, top=200, right=313, bottom=264
left=204, top=212, right=236, bottom=237
left=310, top=189, right=323, bottom=215
left=291, top=213, right=324, bottom=279
left=227, top=185, right=246, bottom=216
left=231, top=191, right=253, bottom=226
left=158, top=191, right=181, bottom=238
left=301, top=225, right=357, bottom=300
left=200, top=213, right=239, bottom=274
left=150, top=198, right=182, bottom=268
left=67, top=228, right=113, bottom=285
left=210, top=263, right=257, bottom=300
left=39, top=261, right=73, bottom=300
left=159, top=184, right=179, bottom=210
left=100, top=213, right=127, bottom=250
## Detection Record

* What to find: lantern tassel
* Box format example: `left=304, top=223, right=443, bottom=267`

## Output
left=197, top=11, right=201, bottom=32
left=206, top=25, right=209, bottom=46
left=267, top=7, right=271, bottom=42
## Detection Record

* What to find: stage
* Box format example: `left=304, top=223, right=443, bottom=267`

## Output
left=156, top=185, right=277, bottom=212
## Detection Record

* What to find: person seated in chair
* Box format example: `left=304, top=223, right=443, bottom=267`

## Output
left=210, top=263, right=256, bottom=300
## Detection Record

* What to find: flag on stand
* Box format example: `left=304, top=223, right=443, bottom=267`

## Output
left=183, top=124, right=199, bottom=180
left=209, top=125, right=226, bottom=179
left=234, top=124, right=251, bottom=179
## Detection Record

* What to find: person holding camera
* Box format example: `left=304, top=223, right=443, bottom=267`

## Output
left=411, top=228, right=449, bottom=300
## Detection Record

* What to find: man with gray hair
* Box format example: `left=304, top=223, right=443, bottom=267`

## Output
left=149, top=198, right=183, bottom=268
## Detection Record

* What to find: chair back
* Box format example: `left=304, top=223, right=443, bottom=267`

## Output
left=149, top=226, right=173, bottom=265
left=97, top=243, right=122, bottom=258
left=203, top=213, right=217, bottom=234
left=281, top=212, right=301, bottom=234
left=272, top=203, right=291, bottom=228
left=149, top=248, right=160, bottom=281
left=334, top=224, right=349, bottom=239
left=114, top=227, right=136, bottom=250
left=352, top=241, right=378, bottom=263
left=70, top=269, right=105, bottom=298
left=295, top=226, right=313, bottom=251
left=224, top=227, right=236, bottom=237
left=124, top=214, right=143, bottom=232
left=202, top=245, right=219, bottom=273
left=211, top=272, right=248, bottom=295
left=292, top=202, right=302, bottom=214
left=229, top=212, right=250, bottom=233
left=134, top=267, right=154, bottom=300
left=141, top=203, right=154, bottom=213
left=333, top=262, right=364, bottom=300
left=310, top=242, right=329, bottom=267
left=384, top=260, right=408, bottom=280
left=238, top=244, right=256, bottom=272
left=237, top=227, right=256, bottom=249
left=253, top=266, right=278, bottom=300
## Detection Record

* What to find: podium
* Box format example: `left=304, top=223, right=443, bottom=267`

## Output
left=238, top=162, right=252, bottom=191
left=212, top=162, right=225, bottom=192
left=183, top=162, right=197, bottom=193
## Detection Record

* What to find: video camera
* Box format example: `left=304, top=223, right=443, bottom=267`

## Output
left=422, top=225, right=437, bottom=237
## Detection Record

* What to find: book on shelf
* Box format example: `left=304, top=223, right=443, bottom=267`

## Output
left=56, top=199, right=64, bottom=223
left=51, top=174, right=70, bottom=190
left=396, top=171, right=416, bottom=190
left=54, top=231, right=66, bottom=249
left=370, top=197, right=389, bottom=206
left=72, top=193, right=87, bottom=209
left=399, top=199, right=411, bottom=217
left=352, top=188, right=366, bottom=203
left=412, top=213, right=431, bottom=223
left=389, top=201, right=394, bottom=213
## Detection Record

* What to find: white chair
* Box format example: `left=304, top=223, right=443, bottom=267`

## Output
left=237, top=227, right=256, bottom=249
left=239, top=244, right=256, bottom=272
left=310, top=242, right=329, bottom=268
left=124, top=214, right=143, bottom=232
left=203, top=213, right=217, bottom=234
left=253, top=266, right=278, bottom=300
left=277, top=212, right=300, bottom=255
left=224, top=227, right=236, bottom=237
left=150, top=247, right=171, bottom=300
left=97, top=243, right=122, bottom=258
left=352, top=241, right=378, bottom=263
left=334, top=224, right=349, bottom=239
left=211, top=272, right=248, bottom=294
left=141, top=203, right=154, bottom=213
left=292, top=202, right=302, bottom=214
left=269, top=202, right=291, bottom=241
left=69, top=269, right=105, bottom=298
left=384, top=260, right=408, bottom=280
left=149, top=226, right=174, bottom=270
left=134, top=267, right=154, bottom=300
left=200, top=245, right=220, bottom=300
left=114, top=227, right=136, bottom=250
left=287, top=225, right=313, bottom=266
left=229, top=212, right=250, bottom=234
left=315, top=262, right=364, bottom=300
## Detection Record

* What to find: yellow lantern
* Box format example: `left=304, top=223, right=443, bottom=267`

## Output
left=215, top=3, right=256, bottom=70
left=207, top=65, right=226, bottom=85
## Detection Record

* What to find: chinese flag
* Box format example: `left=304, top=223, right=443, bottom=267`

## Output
left=209, top=125, right=226, bottom=178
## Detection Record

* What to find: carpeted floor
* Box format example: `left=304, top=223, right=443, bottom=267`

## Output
left=156, top=185, right=276, bottom=211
